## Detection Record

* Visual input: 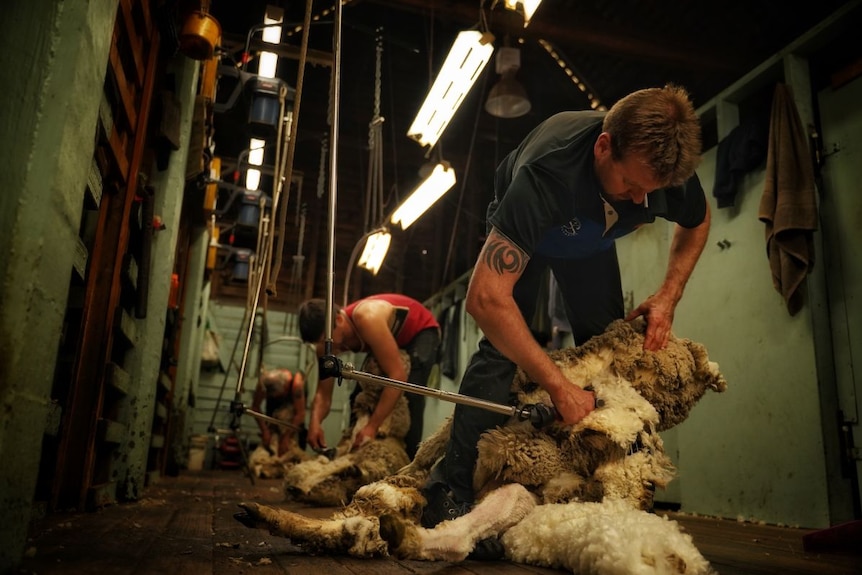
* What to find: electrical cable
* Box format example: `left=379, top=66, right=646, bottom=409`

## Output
left=439, top=69, right=488, bottom=292
left=268, top=0, right=315, bottom=295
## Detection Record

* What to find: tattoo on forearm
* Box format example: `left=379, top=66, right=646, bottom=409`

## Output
left=483, top=238, right=525, bottom=275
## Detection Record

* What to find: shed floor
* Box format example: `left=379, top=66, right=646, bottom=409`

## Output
left=17, top=469, right=860, bottom=575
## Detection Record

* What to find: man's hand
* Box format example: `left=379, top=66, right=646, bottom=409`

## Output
left=307, top=379, right=334, bottom=452
left=628, top=210, right=710, bottom=351
left=548, top=384, right=596, bottom=425
left=351, top=423, right=377, bottom=451
left=260, top=428, right=273, bottom=451
left=625, top=292, right=676, bottom=351
left=306, top=424, right=327, bottom=451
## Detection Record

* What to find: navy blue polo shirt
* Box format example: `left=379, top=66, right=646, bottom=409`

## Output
left=488, top=111, right=706, bottom=259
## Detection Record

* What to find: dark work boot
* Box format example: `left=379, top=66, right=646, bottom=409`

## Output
left=420, top=483, right=505, bottom=561
left=468, top=536, right=505, bottom=561
left=420, top=483, right=470, bottom=528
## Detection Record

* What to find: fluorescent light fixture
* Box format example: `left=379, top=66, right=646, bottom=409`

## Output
left=390, top=162, right=456, bottom=230
left=407, top=31, right=495, bottom=148
left=500, top=0, right=543, bottom=26
left=245, top=169, right=261, bottom=191
left=357, top=230, right=392, bottom=275
left=258, top=8, right=283, bottom=78
left=248, top=140, right=266, bottom=165
left=246, top=6, right=282, bottom=190
left=258, top=52, right=279, bottom=78
left=245, top=138, right=266, bottom=190
left=262, top=15, right=282, bottom=44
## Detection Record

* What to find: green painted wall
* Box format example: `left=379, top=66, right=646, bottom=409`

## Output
left=0, top=0, right=119, bottom=569
left=122, top=56, right=201, bottom=498
left=0, top=1, right=206, bottom=568
left=615, top=50, right=856, bottom=527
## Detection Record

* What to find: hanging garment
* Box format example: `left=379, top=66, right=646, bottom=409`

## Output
left=758, top=83, right=818, bottom=316
left=548, top=273, right=572, bottom=350
left=713, top=118, right=769, bottom=208
left=438, top=301, right=461, bottom=379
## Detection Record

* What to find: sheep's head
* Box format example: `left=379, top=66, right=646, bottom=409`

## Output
left=603, top=319, right=727, bottom=430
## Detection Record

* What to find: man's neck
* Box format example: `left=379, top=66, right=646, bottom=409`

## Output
left=339, top=310, right=365, bottom=352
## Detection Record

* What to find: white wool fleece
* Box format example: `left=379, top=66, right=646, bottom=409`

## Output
left=573, top=373, right=660, bottom=447
left=501, top=499, right=715, bottom=575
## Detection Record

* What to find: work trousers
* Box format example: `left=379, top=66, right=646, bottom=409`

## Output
left=403, top=327, right=442, bottom=458
left=440, top=247, right=624, bottom=503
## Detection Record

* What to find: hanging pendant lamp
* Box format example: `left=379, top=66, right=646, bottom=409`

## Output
left=485, top=46, right=531, bottom=118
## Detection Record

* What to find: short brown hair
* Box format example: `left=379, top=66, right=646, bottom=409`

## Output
left=602, top=84, right=702, bottom=187
left=298, top=298, right=342, bottom=343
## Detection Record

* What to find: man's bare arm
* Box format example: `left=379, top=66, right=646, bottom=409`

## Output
left=466, top=228, right=595, bottom=424
left=626, top=203, right=710, bottom=350
left=351, top=301, right=408, bottom=445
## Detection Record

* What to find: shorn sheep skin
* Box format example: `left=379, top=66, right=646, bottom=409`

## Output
left=235, top=318, right=727, bottom=574
left=277, top=352, right=413, bottom=506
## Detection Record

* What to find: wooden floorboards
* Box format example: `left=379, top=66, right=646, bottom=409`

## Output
left=17, top=470, right=861, bottom=575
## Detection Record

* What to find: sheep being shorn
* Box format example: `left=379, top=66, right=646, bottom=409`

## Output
left=278, top=352, right=412, bottom=506
left=235, top=319, right=726, bottom=573
left=248, top=442, right=309, bottom=479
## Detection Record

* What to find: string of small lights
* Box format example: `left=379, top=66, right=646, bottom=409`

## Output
left=537, top=38, right=605, bottom=111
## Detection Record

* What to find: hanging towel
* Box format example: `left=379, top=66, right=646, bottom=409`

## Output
left=758, top=83, right=818, bottom=316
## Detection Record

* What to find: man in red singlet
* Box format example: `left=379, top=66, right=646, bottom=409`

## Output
left=298, top=294, right=440, bottom=458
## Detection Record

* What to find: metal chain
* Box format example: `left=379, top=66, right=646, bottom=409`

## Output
left=373, top=28, right=383, bottom=122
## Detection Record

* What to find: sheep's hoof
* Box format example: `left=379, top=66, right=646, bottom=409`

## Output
left=378, top=514, right=405, bottom=551
left=234, top=503, right=264, bottom=529
left=344, top=464, right=361, bottom=477
left=234, top=511, right=257, bottom=529
left=468, top=537, right=505, bottom=561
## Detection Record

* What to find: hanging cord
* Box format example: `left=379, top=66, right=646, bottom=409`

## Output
left=244, top=87, right=286, bottom=312
left=248, top=191, right=271, bottom=311
left=316, top=135, right=328, bottom=198
left=233, top=195, right=273, bottom=402
left=383, top=28, right=400, bottom=209
left=323, top=0, right=344, bottom=347
left=267, top=0, right=315, bottom=296
left=224, top=0, right=314, bottom=441
left=440, top=69, right=488, bottom=292
left=260, top=85, right=290, bottom=299
left=364, top=28, right=386, bottom=230
left=256, top=309, right=268, bottom=376
left=436, top=1, right=490, bottom=288
left=290, top=202, right=307, bottom=300
left=206, top=304, right=249, bottom=433
left=344, top=28, right=387, bottom=306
